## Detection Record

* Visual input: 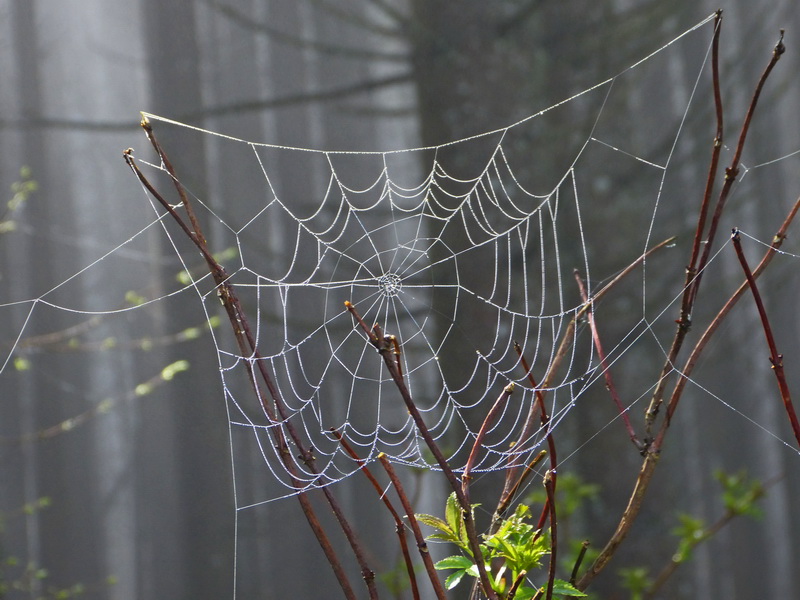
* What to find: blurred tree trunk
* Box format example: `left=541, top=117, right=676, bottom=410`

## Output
left=141, top=2, right=235, bottom=598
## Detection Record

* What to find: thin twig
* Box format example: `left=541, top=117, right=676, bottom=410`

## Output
left=511, top=344, right=558, bottom=527
left=332, top=431, right=423, bottom=600
left=731, top=229, right=800, bottom=446
left=507, top=570, right=528, bottom=600
left=543, top=470, right=558, bottom=600
left=495, top=450, right=547, bottom=520
left=685, top=10, right=724, bottom=292
left=574, top=269, right=643, bottom=450
left=140, top=115, right=208, bottom=248
left=463, top=382, right=515, bottom=504
left=645, top=24, right=785, bottom=435
left=643, top=473, right=779, bottom=599
left=569, top=541, right=590, bottom=586
left=542, top=236, right=677, bottom=394
left=379, top=454, right=448, bottom=600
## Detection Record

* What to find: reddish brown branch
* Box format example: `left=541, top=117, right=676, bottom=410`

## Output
left=378, top=454, right=448, bottom=600
left=685, top=10, right=724, bottom=306
left=332, top=430, right=424, bottom=600
left=512, top=344, right=559, bottom=557
left=657, top=191, right=800, bottom=446
left=577, top=24, right=789, bottom=591
left=513, top=344, right=558, bottom=476
left=731, top=229, right=800, bottom=447
left=346, top=301, right=499, bottom=599
left=127, top=134, right=374, bottom=599
left=644, top=23, right=785, bottom=437
left=543, top=470, right=558, bottom=600
left=140, top=115, right=208, bottom=248
left=540, top=235, right=677, bottom=407
left=529, top=471, right=559, bottom=600
left=495, top=450, right=547, bottom=519
left=462, top=382, right=515, bottom=503
left=689, top=28, right=784, bottom=306
left=574, top=269, right=642, bottom=450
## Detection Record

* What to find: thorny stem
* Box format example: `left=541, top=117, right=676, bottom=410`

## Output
left=731, top=229, right=800, bottom=447
left=345, top=301, right=499, bottom=600
left=127, top=130, right=377, bottom=600
left=574, top=269, right=643, bottom=450
left=578, top=25, right=788, bottom=591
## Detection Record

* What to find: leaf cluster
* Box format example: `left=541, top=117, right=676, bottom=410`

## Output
left=418, top=493, right=585, bottom=599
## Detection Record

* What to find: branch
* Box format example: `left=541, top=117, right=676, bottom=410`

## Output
left=577, top=169, right=800, bottom=595
left=462, top=382, right=515, bottom=504
left=644, top=19, right=787, bottom=436
left=378, top=454, right=448, bottom=600
left=345, top=301, right=499, bottom=600
left=574, top=269, right=643, bottom=450
left=731, top=229, right=800, bottom=447
left=331, top=431, right=425, bottom=600
left=657, top=191, right=800, bottom=445
left=126, top=132, right=372, bottom=599
left=543, top=470, right=558, bottom=600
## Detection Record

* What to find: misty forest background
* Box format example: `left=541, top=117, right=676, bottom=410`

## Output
left=2, top=1, right=800, bottom=599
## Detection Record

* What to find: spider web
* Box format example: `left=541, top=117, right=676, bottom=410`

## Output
left=4, top=13, right=799, bottom=526
left=118, top=15, right=742, bottom=509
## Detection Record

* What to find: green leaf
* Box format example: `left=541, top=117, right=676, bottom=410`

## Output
left=124, top=290, right=147, bottom=306
left=671, top=513, right=705, bottom=562
left=550, top=578, right=587, bottom=597
left=714, top=469, right=764, bottom=519
left=177, top=269, right=192, bottom=285
left=445, top=492, right=462, bottom=536
left=135, top=382, right=153, bottom=396
left=513, top=586, right=537, bottom=600
left=434, top=555, right=474, bottom=571
left=13, top=356, right=31, bottom=371
left=444, top=569, right=467, bottom=589
left=618, top=566, right=651, bottom=599
left=161, top=360, right=190, bottom=381
left=418, top=513, right=462, bottom=546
